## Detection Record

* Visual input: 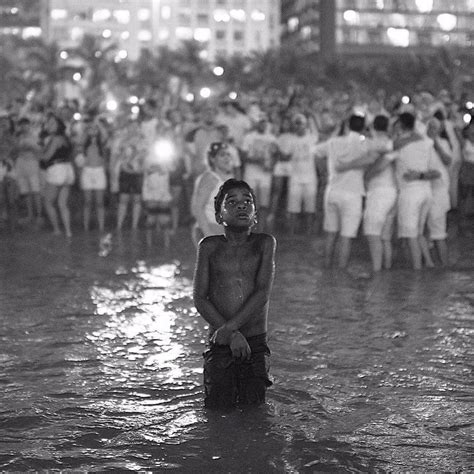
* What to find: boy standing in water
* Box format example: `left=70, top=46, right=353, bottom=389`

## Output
left=193, top=179, right=276, bottom=409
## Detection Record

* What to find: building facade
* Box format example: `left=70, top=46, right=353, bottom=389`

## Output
left=44, top=0, right=280, bottom=61
left=281, top=0, right=474, bottom=57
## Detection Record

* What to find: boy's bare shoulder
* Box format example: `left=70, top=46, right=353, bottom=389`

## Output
left=251, top=232, right=277, bottom=249
left=198, top=234, right=225, bottom=250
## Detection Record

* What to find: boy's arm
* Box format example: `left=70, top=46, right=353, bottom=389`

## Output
left=222, top=235, right=276, bottom=333
left=193, top=239, right=229, bottom=330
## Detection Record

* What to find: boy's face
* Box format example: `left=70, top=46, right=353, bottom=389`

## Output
left=218, top=187, right=256, bottom=229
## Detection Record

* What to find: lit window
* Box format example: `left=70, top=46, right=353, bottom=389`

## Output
left=138, top=30, right=152, bottom=41
left=415, top=0, right=433, bottom=13
left=138, top=8, right=150, bottom=21
left=176, top=27, right=193, bottom=40
left=71, top=27, right=84, bottom=41
left=230, top=9, right=246, bottom=22
left=113, top=10, right=130, bottom=24
left=159, top=29, right=169, bottom=40
left=161, top=6, right=171, bottom=20
left=390, top=13, right=407, bottom=28
left=251, top=10, right=265, bottom=22
left=214, top=9, right=230, bottom=22
left=93, top=9, right=111, bottom=22
left=288, top=17, right=299, bottom=32
left=51, top=9, right=67, bottom=20
left=437, top=13, right=456, bottom=32
left=387, top=27, right=409, bottom=47
left=22, top=27, right=41, bottom=39
left=194, top=28, right=211, bottom=42
left=301, top=26, right=311, bottom=39
left=343, top=10, right=359, bottom=25
left=376, top=0, right=384, bottom=9
left=102, top=29, right=112, bottom=39
left=121, top=30, right=130, bottom=40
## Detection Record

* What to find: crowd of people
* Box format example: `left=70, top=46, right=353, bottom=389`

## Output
left=0, top=85, right=473, bottom=271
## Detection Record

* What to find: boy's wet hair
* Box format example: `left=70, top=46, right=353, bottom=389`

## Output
left=348, top=114, right=366, bottom=132
left=398, top=112, right=416, bottom=130
left=214, top=179, right=257, bottom=215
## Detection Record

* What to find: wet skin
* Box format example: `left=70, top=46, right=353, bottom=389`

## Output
left=193, top=186, right=276, bottom=357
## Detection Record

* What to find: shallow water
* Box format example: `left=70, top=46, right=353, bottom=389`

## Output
left=0, top=229, right=473, bottom=472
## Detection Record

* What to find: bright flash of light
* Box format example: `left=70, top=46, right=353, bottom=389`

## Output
left=463, top=113, right=472, bottom=124
left=73, top=112, right=82, bottom=121
left=466, top=101, right=473, bottom=110
left=402, top=95, right=410, bottom=104
left=129, top=95, right=139, bottom=104
left=106, top=99, right=118, bottom=112
left=185, top=93, right=194, bottom=102
left=60, top=50, right=68, bottom=60
left=153, top=139, right=175, bottom=164
left=213, top=66, right=224, bottom=76
left=131, top=105, right=140, bottom=115
left=200, top=87, right=211, bottom=99
left=73, top=72, right=82, bottom=81
left=229, top=91, right=237, bottom=100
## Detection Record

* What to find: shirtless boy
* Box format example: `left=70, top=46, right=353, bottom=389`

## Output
left=193, top=179, right=276, bottom=409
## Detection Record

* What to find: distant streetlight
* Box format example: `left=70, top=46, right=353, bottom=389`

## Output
left=185, top=93, right=194, bottom=102
left=402, top=95, right=410, bottom=104
left=229, top=91, right=237, bottom=100
left=73, top=72, right=82, bottom=82
left=59, top=51, right=68, bottom=60
left=106, top=99, right=118, bottom=111
left=213, top=66, right=224, bottom=76
left=200, top=87, right=211, bottom=98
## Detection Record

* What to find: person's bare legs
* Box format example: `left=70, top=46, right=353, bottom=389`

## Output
left=382, top=238, right=393, bottom=269
left=57, top=185, right=72, bottom=237
left=95, top=189, right=105, bottom=232
left=324, top=231, right=338, bottom=268
left=83, top=189, right=92, bottom=231
left=419, top=235, right=434, bottom=268
left=43, top=183, right=61, bottom=234
left=117, top=194, right=129, bottom=230
left=408, top=237, right=422, bottom=270
left=367, top=235, right=383, bottom=272
left=433, top=239, right=449, bottom=266
left=337, top=236, right=352, bottom=269
left=131, top=194, right=142, bottom=230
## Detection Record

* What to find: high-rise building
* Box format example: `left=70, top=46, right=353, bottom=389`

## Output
left=0, top=0, right=43, bottom=39
left=45, top=0, right=280, bottom=61
left=281, top=0, right=473, bottom=58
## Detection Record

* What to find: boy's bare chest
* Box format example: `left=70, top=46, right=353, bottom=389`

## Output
left=211, top=245, right=260, bottom=275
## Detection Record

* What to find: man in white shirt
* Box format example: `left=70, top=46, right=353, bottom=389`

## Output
left=314, top=114, right=378, bottom=268
left=391, top=112, right=441, bottom=270
left=285, top=114, right=319, bottom=235
left=241, top=114, right=278, bottom=230
left=363, top=115, right=397, bottom=272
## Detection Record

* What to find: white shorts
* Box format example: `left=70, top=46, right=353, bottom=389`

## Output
left=244, top=167, right=272, bottom=208
left=273, top=162, right=292, bottom=177
left=323, top=188, right=363, bottom=238
left=397, top=188, right=432, bottom=238
left=427, top=191, right=450, bottom=240
left=46, top=163, right=75, bottom=187
left=287, top=180, right=317, bottom=213
left=81, top=166, right=107, bottom=191
left=363, top=187, right=397, bottom=238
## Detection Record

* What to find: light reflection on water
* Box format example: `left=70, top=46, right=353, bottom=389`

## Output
left=0, top=231, right=472, bottom=472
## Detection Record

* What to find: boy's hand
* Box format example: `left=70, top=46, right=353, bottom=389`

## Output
left=230, top=332, right=251, bottom=360
left=210, top=325, right=234, bottom=345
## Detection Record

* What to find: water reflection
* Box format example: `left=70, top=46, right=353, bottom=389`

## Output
left=0, top=231, right=472, bottom=471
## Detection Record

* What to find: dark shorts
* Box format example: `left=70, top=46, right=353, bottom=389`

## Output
left=203, top=333, right=272, bottom=409
left=118, top=170, right=143, bottom=195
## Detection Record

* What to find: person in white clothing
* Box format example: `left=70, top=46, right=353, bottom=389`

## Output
left=191, top=142, right=235, bottom=247
left=285, top=114, right=319, bottom=235
left=426, top=117, right=452, bottom=266
left=314, top=114, right=380, bottom=268
left=391, top=113, right=441, bottom=270
left=241, top=115, right=278, bottom=230
left=363, top=115, right=397, bottom=272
